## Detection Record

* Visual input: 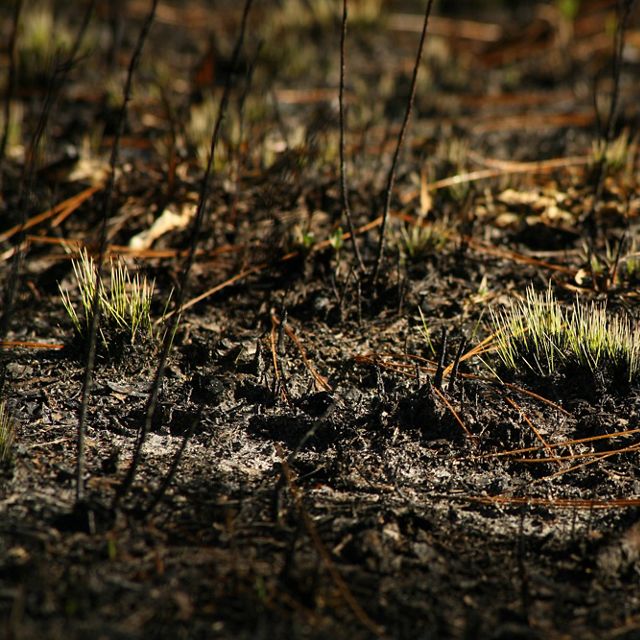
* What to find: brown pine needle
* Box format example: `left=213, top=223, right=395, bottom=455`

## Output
left=400, top=155, right=591, bottom=203
left=536, top=441, right=640, bottom=483
left=504, top=396, right=560, bottom=465
left=432, top=386, right=476, bottom=443
left=276, top=445, right=385, bottom=637
left=0, top=184, right=101, bottom=244
left=272, top=314, right=332, bottom=393
left=465, top=494, right=640, bottom=510
left=0, top=340, right=64, bottom=350
left=479, top=426, right=640, bottom=460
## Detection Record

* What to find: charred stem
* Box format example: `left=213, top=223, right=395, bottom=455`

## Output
left=371, top=0, right=435, bottom=284
left=77, top=0, right=157, bottom=504
left=113, top=0, right=255, bottom=508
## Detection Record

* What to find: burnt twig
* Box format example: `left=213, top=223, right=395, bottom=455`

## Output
left=141, top=410, right=201, bottom=517
left=339, top=0, right=364, bottom=271
left=0, top=0, right=95, bottom=394
left=433, top=327, right=448, bottom=390
left=0, top=0, right=22, bottom=170
left=447, top=336, right=467, bottom=394
left=77, top=0, right=157, bottom=503
left=371, top=0, right=435, bottom=284
left=583, top=0, right=635, bottom=239
left=113, top=0, right=255, bottom=508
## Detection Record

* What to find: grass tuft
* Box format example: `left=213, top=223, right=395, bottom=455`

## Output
left=397, top=222, right=448, bottom=261
left=17, top=3, right=76, bottom=82
left=59, top=249, right=161, bottom=347
left=491, top=285, right=640, bottom=384
left=591, top=128, right=637, bottom=177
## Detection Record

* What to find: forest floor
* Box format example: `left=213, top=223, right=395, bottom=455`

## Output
left=1, top=1, right=640, bottom=638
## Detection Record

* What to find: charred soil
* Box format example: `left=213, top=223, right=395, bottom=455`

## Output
left=1, top=1, right=640, bottom=639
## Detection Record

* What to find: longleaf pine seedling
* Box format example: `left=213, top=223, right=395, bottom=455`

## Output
left=59, top=249, right=160, bottom=347
left=491, top=285, right=640, bottom=384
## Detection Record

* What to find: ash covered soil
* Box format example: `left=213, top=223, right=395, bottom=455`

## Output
left=1, top=1, right=640, bottom=638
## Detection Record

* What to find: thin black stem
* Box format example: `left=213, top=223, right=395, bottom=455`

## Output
left=0, top=0, right=27, bottom=396
left=434, top=327, right=448, bottom=390
left=113, top=0, right=255, bottom=508
left=0, top=0, right=22, bottom=170
left=371, top=0, right=434, bottom=284
left=339, top=0, right=364, bottom=272
left=1, top=0, right=95, bottom=391
left=447, top=337, right=467, bottom=394
left=230, top=40, right=261, bottom=223
left=76, top=0, right=157, bottom=504
left=23, top=0, right=96, bottom=191
left=606, top=1, right=633, bottom=144
left=141, top=410, right=201, bottom=517
left=584, top=0, right=634, bottom=238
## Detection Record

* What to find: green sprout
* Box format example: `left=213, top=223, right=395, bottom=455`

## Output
left=185, top=93, right=269, bottom=171
left=59, top=249, right=160, bottom=346
left=0, top=401, right=16, bottom=465
left=289, top=224, right=315, bottom=253
left=438, top=137, right=471, bottom=202
left=491, top=285, right=640, bottom=384
left=186, top=95, right=230, bottom=170
left=418, top=306, right=436, bottom=357
left=330, top=227, right=344, bottom=252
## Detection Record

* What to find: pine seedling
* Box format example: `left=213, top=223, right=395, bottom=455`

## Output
left=16, top=3, right=85, bottom=85
left=59, top=249, right=158, bottom=346
left=60, top=249, right=97, bottom=335
left=491, top=285, right=640, bottom=384
left=102, top=258, right=154, bottom=342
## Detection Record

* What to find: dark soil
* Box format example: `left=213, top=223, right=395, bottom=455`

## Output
left=1, top=1, right=640, bottom=638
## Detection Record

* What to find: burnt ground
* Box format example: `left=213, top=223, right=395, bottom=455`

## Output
left=1, top=0, right=640, bottom=638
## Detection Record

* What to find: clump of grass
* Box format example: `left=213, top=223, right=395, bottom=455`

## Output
left=59, top=249, right=160, bottom=347
left=17, top=2, right=75, bottom=82
left=591, top=129, right=637, bottom=177
left=586, top=237, right=640, bottom=288
left=619, top=239, right=640, bottom=284
left=437, top=136, right=471, bottom=202
left=187, top=95, right=234, bottom=171
left=259, top=0, right=383, bottom=84
left=275, top=0, right=382, bottom=29
left=185, top=92, right=271, bottom=171
left=0, top=401, right=16, bottom=465
left=396, top=222, right=448, bottom=262
left=491, top=285, right=640, bottom=384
